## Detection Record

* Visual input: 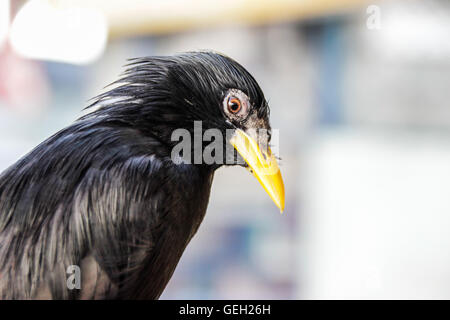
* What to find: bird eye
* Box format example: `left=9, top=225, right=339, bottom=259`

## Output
left=223, top=89, right=249, bottom=119
left=227, top=97, right=241, bottom=114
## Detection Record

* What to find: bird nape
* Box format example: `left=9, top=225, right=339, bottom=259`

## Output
left=0, top=51, right=284, bottom=300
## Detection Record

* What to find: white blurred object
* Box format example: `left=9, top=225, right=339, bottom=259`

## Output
left=0, top=0, right=9, bottom=49
left=10, top=0, right=108, bottom=65
left=367, top=0, right=450, bottom=61
left=299, top=130, right=450, bottom=299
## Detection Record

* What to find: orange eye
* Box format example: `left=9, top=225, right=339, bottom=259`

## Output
left=227, top=97, right=241, bottom=114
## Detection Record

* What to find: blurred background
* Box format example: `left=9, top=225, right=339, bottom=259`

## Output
left=1, top=0, right=450, bottom=299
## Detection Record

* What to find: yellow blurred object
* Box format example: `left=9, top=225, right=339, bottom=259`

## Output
left=56, top=0, right=371, bottom=38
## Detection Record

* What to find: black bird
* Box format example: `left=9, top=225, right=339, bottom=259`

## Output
left=0, top=52, right=284, bottom=299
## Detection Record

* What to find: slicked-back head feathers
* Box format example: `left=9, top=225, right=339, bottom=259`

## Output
left=83, top=52, right=270, bottom=148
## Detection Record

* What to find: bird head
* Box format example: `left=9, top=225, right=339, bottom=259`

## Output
left=88, top=51, right=285, bottom=212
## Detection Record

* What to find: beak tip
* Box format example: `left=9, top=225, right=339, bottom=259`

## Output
left=278, top=200, right=285, bottom=214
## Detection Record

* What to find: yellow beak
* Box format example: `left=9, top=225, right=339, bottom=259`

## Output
left=230, top=129, right=285, bottom=213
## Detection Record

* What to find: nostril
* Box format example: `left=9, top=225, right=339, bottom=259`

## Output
left=261, top=151, right=268, bottom=161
